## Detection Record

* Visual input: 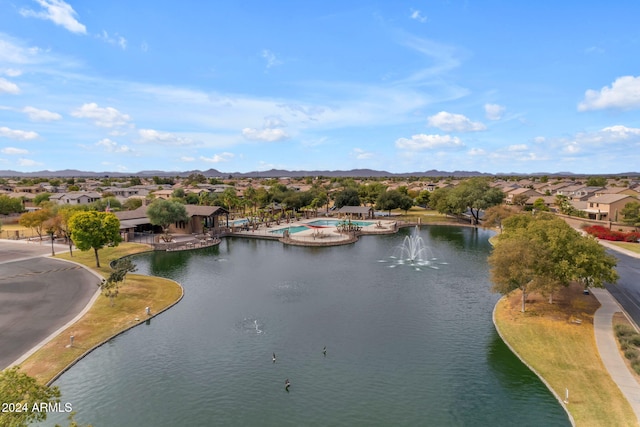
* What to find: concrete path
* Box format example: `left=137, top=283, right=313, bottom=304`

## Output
left=592, top=287, right=640, bottom=422
left=0, top=240, right=101, bottom=369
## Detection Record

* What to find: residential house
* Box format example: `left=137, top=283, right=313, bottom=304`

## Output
left=50, top=191, right=102, bottom=205
left=583, top=194, right=638, bottom=221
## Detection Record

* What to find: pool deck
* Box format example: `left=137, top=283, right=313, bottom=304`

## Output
left=226, top=217, right=405, bottom=246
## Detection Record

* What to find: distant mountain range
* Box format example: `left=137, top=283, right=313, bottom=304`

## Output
left=0, top=168, right=638, bottom=179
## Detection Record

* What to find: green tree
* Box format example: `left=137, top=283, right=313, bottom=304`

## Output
left=146, top=199, right=189, bottom=241
left=334, top=188, right=361, bottom=208
left=586, top=176, right=607, bottom=187
left=489, top=235, right=551, bottom=312
left=0, top=194, right=25, bottom=214
left=122, top=198, right=143, bottom=211
left=482, top=205, right=518, bottom=232
left=449, top=178, right=504, bottom=224
left=621, top=201, right=640, bottom=227
left=90, top=197, right=121, bottom=212
left=69, top=211, right=122, bottom=267
left=0, top=366, right=61, bottom=426
left=19, top=209, right=53, bottom=240
left=415, top=190, right=430, bottom=208
left=532, top=198, right=550, bottom=212
left=496, top=213, right=618, bottom=303
left=34, top=192, right=52, bottom=206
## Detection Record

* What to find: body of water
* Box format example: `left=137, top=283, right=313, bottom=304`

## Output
left=42, top=226, right=569, bottom=426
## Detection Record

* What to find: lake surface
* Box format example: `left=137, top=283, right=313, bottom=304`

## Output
left=43, top=226, right=570, bottom=426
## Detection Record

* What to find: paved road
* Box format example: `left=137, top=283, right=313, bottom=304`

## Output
left=604, top=249, right=640, bottom=327
left=0, top=241, right=100, bottom=369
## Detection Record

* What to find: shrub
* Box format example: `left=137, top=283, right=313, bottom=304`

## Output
left=615, top=324, right=636, bottom=338
left=628, top=334, right=640, bottom=347
left=584, top=225, right=640, bottom=242
left=632, top=360, right=640, bottom=375
left=624, top=348, right=639, bottom=360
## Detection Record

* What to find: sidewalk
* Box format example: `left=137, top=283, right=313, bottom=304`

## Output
left=592, top=287, right=640, bottom=423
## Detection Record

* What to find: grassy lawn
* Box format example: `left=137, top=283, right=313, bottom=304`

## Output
left=0, top=223, right=39, bottom=239
left=394, top=207, right=461, bottom=224
left=494, top=283, right=637, bottom=427
left=608, top=241, right=640, bottom=255
left=19, top=243, right=183, bottom=385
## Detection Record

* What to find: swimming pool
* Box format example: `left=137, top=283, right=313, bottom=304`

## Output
left=232, top=219, right=249, bottom=226
left=269, top=225, right=309, bottom=234
left=307, top=219, right=374, bottom=227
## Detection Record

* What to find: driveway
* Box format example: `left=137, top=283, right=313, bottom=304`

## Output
left=0, top=241, right=100, bottom=368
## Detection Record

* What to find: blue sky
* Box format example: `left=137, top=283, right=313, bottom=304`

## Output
left=1, top=1, right=640, bottom=174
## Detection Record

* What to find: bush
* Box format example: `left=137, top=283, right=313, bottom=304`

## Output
left=628, top=335, right=640, bottom=347
left=584, top=225, right=640, bottom=242
left=625, top=348, right=639, bottom=360
left=615, top=324, right=636, bottom=338
left=632, top=360, right=640, bottom=375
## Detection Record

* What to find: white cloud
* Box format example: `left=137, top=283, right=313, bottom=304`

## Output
left=98, top=31, right=127, bottom=50
left=17, top=158, right=43, bottom=167
left=200, top=152, right=234, bottom=163
left=138, top=129, right=193, bottom=146
left=180, top=156, right=195, bottom=162
left=427, top=111, right=486, bottom=132
left=578, top=75, right=640, bottom=111
left=533, top=136, right=546, bottom=143
left=1, top=147, right=29, bottom=155
left=0, top=77, right=20, bottom=94
left=468, top=148, right=486, bottom=156
left=2, top=68, right=22, bottom=77
left=410, top=9, right=427, bottom=23
left=395, top=134, right=464, bottom=150
left=601, top=125, right=640, bottom=140
left=261, top=49, right=281, bottom=69
left=352, top=148, right=373, bottom=159
left=20, top=0, right=87, bottom=34
left=0, top=126, right=38, bottom=140
left=507, top=144, right=528, bottom=152
left=71, top=103, right=131, bottom=128
left=23, top=106, right=62, bottom=121
left=96, top=138, right=132, bottom=153
left=242, top=127, right=289, bottom=142
left=484, top=103, right=505, bottom=120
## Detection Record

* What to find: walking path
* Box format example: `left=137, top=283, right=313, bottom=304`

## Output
left=591, top=288, right=640, bottom=422
left=590, top=242, right=640, bottom=423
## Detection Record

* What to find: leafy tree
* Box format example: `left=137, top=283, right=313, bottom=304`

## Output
left=19, top=208, right=53, bottom=240
left=415, top=190, right=431, bottom=208
left=621, top=201, right=640, bottom=227
left=146, top=199, right=189, bottom=241
left=334, top=188, right=361, bottom=208
left=586, top=176, right=607, bottom=187
left=69, top=211, right=122, bottom=267
left=482, top=205, right=518, bottom=232
left=34, top=192, right=52, bottom=206
left=359, top=183, right=387, bottom=206
left=122, top=198, right=143, bottom=211
left=0, top=366, right=61, bottom=426
left=90, top=197, right=121, bottom=212
left=429, top=187, right=459, bottom=216
left=100, top=273, right=122, bottom=306
left=184, top=192, right=200, bottom=205
left=0, top=194, right=25, bottom=214
left=67, top=184, right=80, bottom=191
left=532, top=198, right=550, bottom=212
left=113, top=257, right=138, bottom=286
left=172, top=188, right=186, bottom=199
left=489, top=235, right=552, bottom=312
left=127, top=177, right=142, bottom=186
left=495, top=213, right=618, bottom=303
left=449, top=178, right=504, bottom=224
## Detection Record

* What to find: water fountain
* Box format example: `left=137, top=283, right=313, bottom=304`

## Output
left=386, top=225, right=441, bottom=270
